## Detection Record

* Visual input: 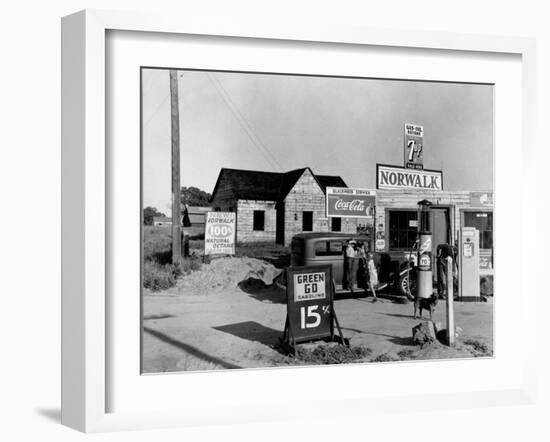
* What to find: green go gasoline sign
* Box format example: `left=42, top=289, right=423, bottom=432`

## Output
left=281, top=265, right=346, bottom=352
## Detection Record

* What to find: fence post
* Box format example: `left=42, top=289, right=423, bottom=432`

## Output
left=446, top=256, right=455, bottom=347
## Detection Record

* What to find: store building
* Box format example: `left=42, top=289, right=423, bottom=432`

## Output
left=181, top=206, right=211, bottom=233
left=210, top=167, right=357, bottom=245
left=208, top=121, right=493, bottom=296
left=374, top=187, right=493, bottom=293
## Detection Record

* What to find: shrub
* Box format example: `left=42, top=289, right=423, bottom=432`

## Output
left=463, top=338, right=491, bottom=356
left=142, top=226, right=204, bottom=291
left=143, top=260, right=177, bottom=292
left=371, top=353, right=398, bottom=363
left=397, top=349, right=416, bottom=360
left=143, top=256, right=203, bottom=292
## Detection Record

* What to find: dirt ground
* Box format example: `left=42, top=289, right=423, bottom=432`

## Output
left=142, top=258, right=493, bottom=373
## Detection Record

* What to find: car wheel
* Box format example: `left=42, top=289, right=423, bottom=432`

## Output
left=398, top=270, right=416, bottom=299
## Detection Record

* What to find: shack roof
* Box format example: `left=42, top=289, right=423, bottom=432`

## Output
left=210, top=167, right=347, bottom=202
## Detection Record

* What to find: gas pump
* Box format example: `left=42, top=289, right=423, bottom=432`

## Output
left=458, top=227, right=480, bottom=301
left=417, top=200, right=433, bottom=299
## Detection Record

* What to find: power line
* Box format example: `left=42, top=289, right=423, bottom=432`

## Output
left=143, top=92, right=170, bottom=127
left=206, top=72, right=284, bottom=171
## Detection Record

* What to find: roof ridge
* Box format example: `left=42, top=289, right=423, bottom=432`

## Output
left=220, top=166, right=282, bottom=175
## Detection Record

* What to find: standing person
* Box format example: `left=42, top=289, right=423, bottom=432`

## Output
left=436, top=243, right=453, bottom=299
left=342, top=240, right=350, bottom=290
left=346, top=240, right=358, bottom=293
left=367, top=252, right=379, bottom=292
left=357, top=242, right=368, bottom=292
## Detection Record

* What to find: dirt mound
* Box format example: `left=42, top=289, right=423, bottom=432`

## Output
left=174, top=257, right=283, bottom=294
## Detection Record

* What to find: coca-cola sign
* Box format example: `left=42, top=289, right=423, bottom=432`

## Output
left=326, top=187, right=376, bottom=218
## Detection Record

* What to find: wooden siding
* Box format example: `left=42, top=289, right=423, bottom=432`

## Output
left=236, top=200, right=277, bottom=243
left=283, top=169, right=356, bottom=245
left=210, top=174, right=235, bottom=211
left=375, top=189, right=493, bottom=251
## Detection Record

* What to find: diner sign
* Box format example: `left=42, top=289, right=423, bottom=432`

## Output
left=326, top=187, right=376, bottom=218
left=377, top=164, right=443, bottom=191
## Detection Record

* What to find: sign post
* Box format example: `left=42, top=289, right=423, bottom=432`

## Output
left=204, top=212, right=236, bottom=257
left=281, top=265, right=347, bottom=354
left=446, top=256, right=456, bottom=347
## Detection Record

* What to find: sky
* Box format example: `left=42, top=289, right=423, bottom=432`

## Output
left=142, top=68, right=493, bottom=213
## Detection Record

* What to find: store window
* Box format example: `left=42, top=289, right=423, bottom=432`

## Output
left=388, top=210, right=417, bottom=250
left=302, top=211, right=313, bottom=231
left=463, top=211, right=493, bottom=249
left=253, top=210, right=265, bottom=231
left=331, top=217, right=341, bottom=232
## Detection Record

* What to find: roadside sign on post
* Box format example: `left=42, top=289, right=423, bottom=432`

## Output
left=281, top=265, right=347, bottom=353
left=204, top=212, right=236, bottom=256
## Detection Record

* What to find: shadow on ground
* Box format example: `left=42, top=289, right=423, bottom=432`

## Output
left=238, top=278, right=286, bottom=304
left=214, top=321, right=282, bottom=348
left=143, top=314, right=175, bottom=321
left=379, top=312, right=416, bottom=319
left=144, top=327, right=242, bottom=369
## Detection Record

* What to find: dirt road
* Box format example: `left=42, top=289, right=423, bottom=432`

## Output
left=142, top=278, right=493, bottom=373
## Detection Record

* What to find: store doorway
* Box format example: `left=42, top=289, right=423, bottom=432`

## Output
left=431, top=207, right=451, bottom=287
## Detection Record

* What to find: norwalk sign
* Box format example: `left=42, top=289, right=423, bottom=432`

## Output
left=376, top=164, right=443, bottom=191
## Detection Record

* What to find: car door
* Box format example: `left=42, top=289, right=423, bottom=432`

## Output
left=306, top=240, right=345, bottom=287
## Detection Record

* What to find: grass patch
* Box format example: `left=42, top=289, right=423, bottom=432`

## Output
left=295, top=344, right=371, bottom=365
left=144, top=226, right=174, bottom=263
left=142, top=226, right=290, bottom=291
left=371, top=353, right=399, bottom=363
left=463, top=339, right=492, bottom=357
left=143, top=260, right=179, bottom=291
left=396, top=349, right=417, bottom=360
left=143, top=226, right=203, bottom=291
left=143, top=256, right=203, bottom=292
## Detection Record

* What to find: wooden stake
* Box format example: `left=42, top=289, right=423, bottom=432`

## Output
left=170, top=70, right=182, bottom=265
left=446, top=256, right=455, bottom=347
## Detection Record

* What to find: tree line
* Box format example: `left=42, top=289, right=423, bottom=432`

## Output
left=143, top=186, right=212, bottom=225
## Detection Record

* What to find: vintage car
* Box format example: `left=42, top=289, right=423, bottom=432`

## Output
left=288, top=232, right=416, bottom=296
left=288, top=232, right=458, bottom=298
left=290, top=233, right=367, bottom=291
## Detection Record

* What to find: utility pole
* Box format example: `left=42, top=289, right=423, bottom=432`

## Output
left=170, top=70, right=182, bottom=265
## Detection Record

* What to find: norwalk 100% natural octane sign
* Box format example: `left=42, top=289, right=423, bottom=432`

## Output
left=204, top=212, right=236, bottom=256
left=282, top=265, right=347, bottom=352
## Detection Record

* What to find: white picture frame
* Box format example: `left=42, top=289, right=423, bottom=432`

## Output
left=61, top=9, right=537, bottom=433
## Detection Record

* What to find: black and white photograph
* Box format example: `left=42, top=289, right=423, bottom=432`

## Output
left=141, top=67, right=494, bottom=373
left=5, top=0, right=550, bottom=439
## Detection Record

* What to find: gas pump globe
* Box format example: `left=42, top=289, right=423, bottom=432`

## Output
left=417, top=200, right=433, bottom=299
